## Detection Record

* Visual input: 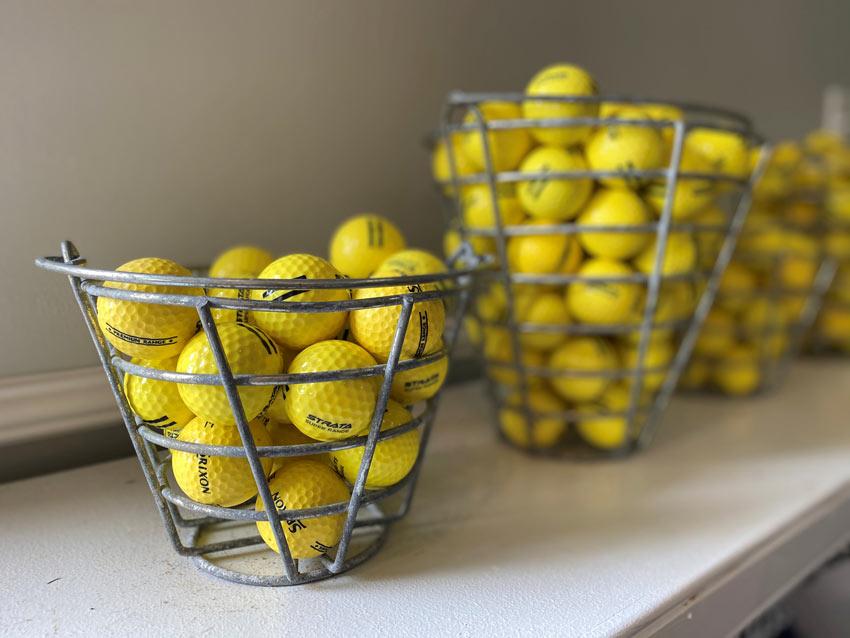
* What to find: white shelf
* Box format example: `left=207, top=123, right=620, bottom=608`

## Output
left=3, top=360, right=850, bottom=637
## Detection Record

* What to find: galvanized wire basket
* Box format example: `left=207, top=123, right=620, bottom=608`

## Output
left=806, top=173, right=850, bottom=355
left=436, top=91, right=762, bottom=457
left=35, top=241, right=477, bottom=586
left=682, top=188, right=838, bottom=395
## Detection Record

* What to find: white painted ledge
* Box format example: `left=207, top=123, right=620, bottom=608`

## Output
left=0, top=366, right=118, bottom=445
left=3, top=360, right=850, bottom=637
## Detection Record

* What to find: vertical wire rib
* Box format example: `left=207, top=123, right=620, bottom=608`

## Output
left=628, top=120, right=685, bottom=451
left=58, top=241, right=187, bottom=555
left=470, top=102, right=537, bottom=451
left=780, top=255, right=838, bottom=381
left=639, top=144, right=769, bottom=447
left=330, top=297, right=415, bottom=573
left=194, top=305, right=299, bottom=582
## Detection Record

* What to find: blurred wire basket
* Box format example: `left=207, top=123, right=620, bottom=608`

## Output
left=435, top=90, right=762, bottom=457
left=682, top=181, right=839, bottom=395
left=35, top=241, right=477, bottom=586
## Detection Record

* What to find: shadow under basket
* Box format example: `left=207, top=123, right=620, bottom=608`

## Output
left=35, top=241, right=477, bottom=586
left=435, top=91, right=764, bottom=458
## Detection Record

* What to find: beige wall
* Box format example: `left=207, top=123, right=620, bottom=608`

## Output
left=3, top=0, right=849, bottom=375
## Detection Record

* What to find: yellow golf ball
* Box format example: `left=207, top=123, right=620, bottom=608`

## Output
left=260, top=347, right=297, bottom=424
left=507, top=218, right=584, bottom=274
left=684, top=128, right=749, bottom=185
left=499, top=387, right=567, bottom=449
left=577, top=188, right=652, bottom=259
left=251, top=254, right=349, bottom=350
left=123, top=356, right=195, bottom=431
left=461, top=183, right=525, bottom=229
left=206, top=270, right=255, bottom=325
left=575, top=382, right=634, bottom=450
left=255, top=460, right=351, bottom=559
left=586, top=107, right=665, bottom=189
left=286, top=340, right=380, bottom=441
left=521, top=62, right=600, bottom=147
left=517, top=146, right=593, bottom=221
left=329, top=214, right=406, bottom=279
left=644, top=148, right=716, bottom=220
left=264, top=418, right=328, bottom=475
left=716, top=262, right=758, bottom=313
left=514, top=291, right=570, bottom=351
left=431, top=134, right=477, bottom=197
left=461, top=101, right=532, bottom=172
left=639, top=103, right=685, bottom=157
left=712, top=344, right=761, bottom=395
left=209, top=245, right=274, bottom=278
left=620, top=336, right=674, bottom=392
left=177, top=322, right=282, bottom=425
left=634, top=233, right=697, bottom=276
left=548, top=337, right=618, bottom=402
left=483, top=327, right=546, bottom=387
left=693, top=308, right=737, bottom=357
left=170, top=416, right=272, bottom=507
left=566, top=258, right=641, bottom=324
left=376, top=248, right=446, bottom=278
left=390, top=349, right=449, bottom=404
left=350, top=271, right=444, bottom=361
left=329, top=399, right=419, bottom=489
left=97, top=257, right=201, bottom=360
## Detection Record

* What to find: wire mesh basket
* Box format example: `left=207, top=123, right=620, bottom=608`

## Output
left=682, top=146, right=840, bottom=394
left=35, top=240, right=477, bottom=586
left=435, top=90, right=762, bottom=457
left=802, top=141, right=850, bottom=355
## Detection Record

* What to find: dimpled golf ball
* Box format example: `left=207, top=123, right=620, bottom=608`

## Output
left=261, top=347, right=297, bottom=424
left=522, top=62, right=600, bottom=147
left=255, top=460, right=351, bottom=559
left=251, top=254, right=350, bottom=350
left=329, top=214, right=406, bottom=279
left=177, top=322, right=282, bottom=425
left=123, top=356, right=195, bottom=430
left=329, top=399, right=419, bottom=489
left=264, top=418, right=328, bottom=475
left=170, top=416, right=273, bottom=507
left=286, top=340, right=380, bottom=441
left=208, top=245, right=274, bottom=278
left=350, top=271, right=445, bottom=361
left=390, top=348, right=449, bottom=404
left=96, top=257, right=201, bottom=360
left=207, top=269, right=255, bottom=324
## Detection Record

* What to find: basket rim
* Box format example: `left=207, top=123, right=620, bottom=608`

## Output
left=34, top=254, right=481, bottom=290
left=445, top=90, right=756, bottom=131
